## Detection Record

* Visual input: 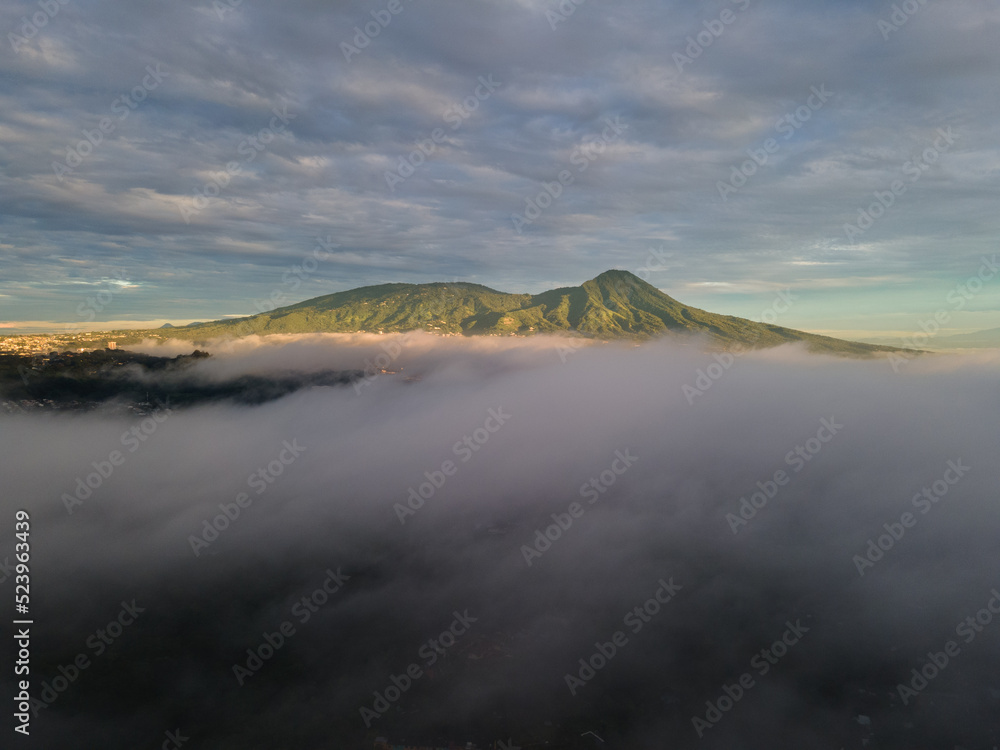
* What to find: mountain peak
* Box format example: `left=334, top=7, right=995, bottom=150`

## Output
left=591, top=269, right=644, bottom=283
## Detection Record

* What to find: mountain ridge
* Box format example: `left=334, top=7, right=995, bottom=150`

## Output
left=114, top=269, right=913, bottom=357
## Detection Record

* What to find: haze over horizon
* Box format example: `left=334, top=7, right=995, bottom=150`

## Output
left=1, top=0, right=999, bottom=340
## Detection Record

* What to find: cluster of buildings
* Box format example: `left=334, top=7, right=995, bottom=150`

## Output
left=0, top=335, right=65, bottom=354
left=0, top=334, right=121, bottom=355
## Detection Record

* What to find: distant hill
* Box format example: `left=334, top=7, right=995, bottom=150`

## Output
left=862, top=325, right=1000, bottom=350
left=931, top=326, right=1000, bottom=349
left=106, top=270, right=913, bottom=357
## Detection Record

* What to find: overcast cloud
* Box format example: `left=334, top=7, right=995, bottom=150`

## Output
left=1, top=0, right=999, bottom=336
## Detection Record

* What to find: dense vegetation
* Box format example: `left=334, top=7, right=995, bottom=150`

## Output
left=98, top=270, right=909, bottom=357
left=0, top=349, right=360, bottom=410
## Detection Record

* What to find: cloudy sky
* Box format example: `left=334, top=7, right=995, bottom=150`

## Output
left=1, top=0, right=999, bottom=338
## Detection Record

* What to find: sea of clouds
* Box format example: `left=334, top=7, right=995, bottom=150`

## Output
left=2, top=333, right=999, bottom=748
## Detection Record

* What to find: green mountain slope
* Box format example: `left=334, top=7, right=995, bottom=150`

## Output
left=111, top=270, right=911, bottom=357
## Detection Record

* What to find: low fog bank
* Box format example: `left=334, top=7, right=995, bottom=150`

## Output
left=130, top=331, right=607, bottom=382
left=2, top=335, right=999, bottom=748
